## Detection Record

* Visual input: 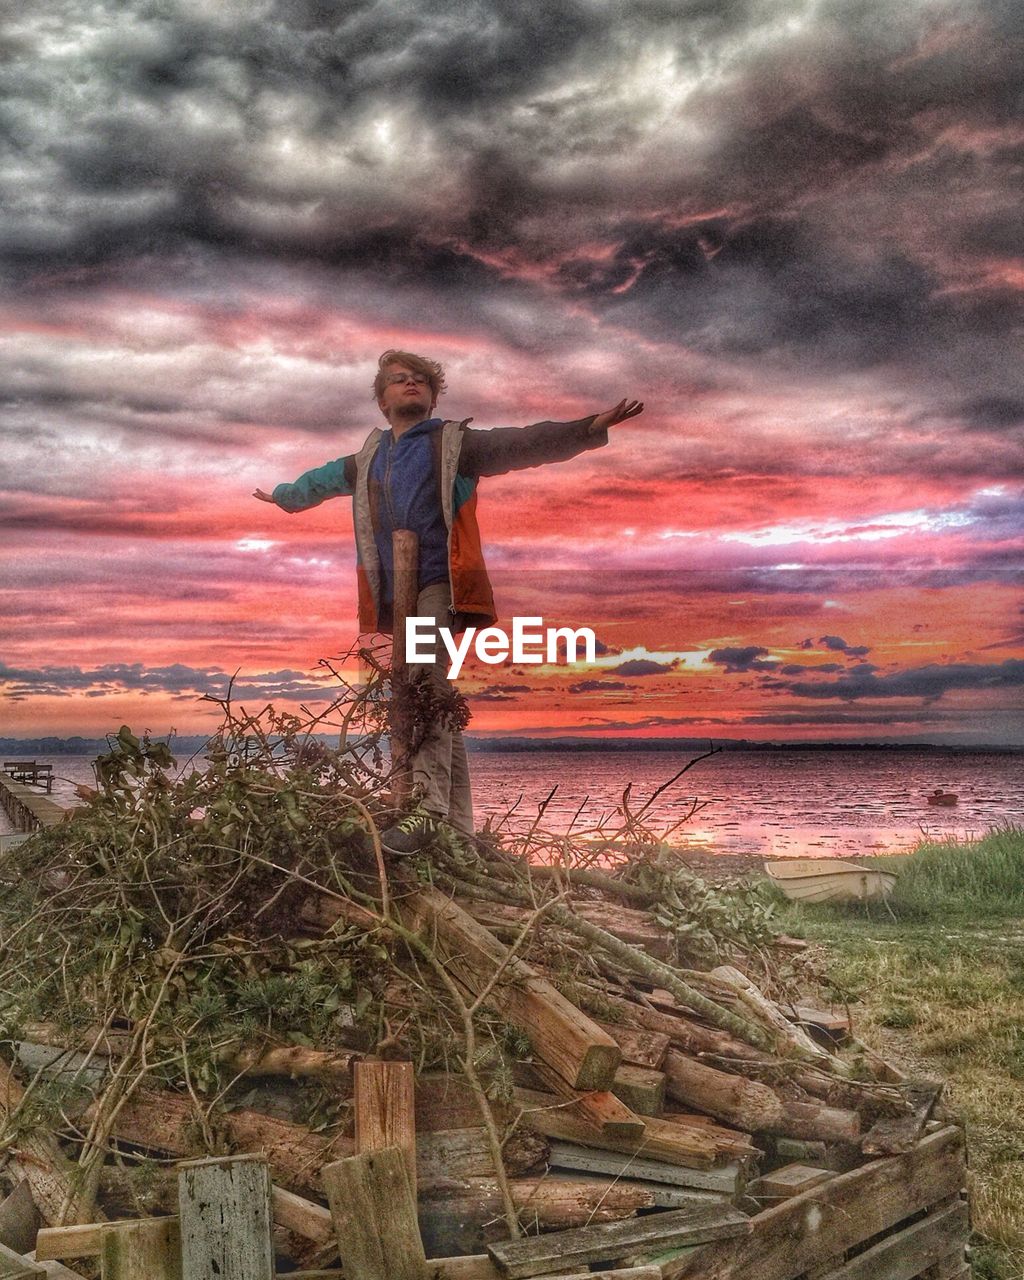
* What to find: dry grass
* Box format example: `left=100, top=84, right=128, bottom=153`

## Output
left=776, top=901, right=1024, bottom=1280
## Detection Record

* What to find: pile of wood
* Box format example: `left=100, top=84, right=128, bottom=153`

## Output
left=0, top=860, right=969, bottom=1279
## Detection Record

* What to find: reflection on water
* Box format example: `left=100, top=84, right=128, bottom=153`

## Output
left=3, top=748, right=1021, bottom=859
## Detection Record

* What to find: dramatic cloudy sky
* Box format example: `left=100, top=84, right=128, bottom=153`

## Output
left=2, top=0, right=1022, bottom=743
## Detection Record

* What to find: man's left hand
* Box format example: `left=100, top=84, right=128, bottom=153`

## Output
left=590, top=399, right=644, bottom=434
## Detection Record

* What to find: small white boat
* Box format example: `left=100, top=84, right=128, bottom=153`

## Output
left=765, top=858, right=897, bottom=903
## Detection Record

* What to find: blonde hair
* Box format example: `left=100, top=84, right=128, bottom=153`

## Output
left=372, top=350, right=447, bottom=403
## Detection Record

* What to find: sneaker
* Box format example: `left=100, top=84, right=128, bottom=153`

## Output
left=380, top=814, right=444, bottom=856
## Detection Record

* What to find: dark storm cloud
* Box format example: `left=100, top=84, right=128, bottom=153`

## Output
left=567, top=679, right=630, bottom=693
left=0, top=659, right=333, bottom=702
left=819, top=635, right=871, bottom=657
left=707, top=646, right=779, bottom=673
left=772, top=658, right=1024, bottom=701
left=612, top=659, right=675, bottom=676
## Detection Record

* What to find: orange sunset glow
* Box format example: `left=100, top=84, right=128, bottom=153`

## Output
left=2, top=3, right=1022, bottom=746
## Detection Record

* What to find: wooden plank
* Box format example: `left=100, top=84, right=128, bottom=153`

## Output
left=550, top=1269, right=662, bottom=1280
left=749, top=1164, right=834, bottom=1200
left=790, top=1006, right=852, bottom=1043
left=397, top=887, right=621, bottom=1090
left=322, top=1146, right=425, bottom=1280
left=487, top=1203, right=750, bottom=1278
left=0, top=1183, right=39, bottom=1256
left=528, top=1061, right=646, bottom=1139
left=926, top=1251, right=969, bottom=1280
left=355, top=1059, right=418, bottom=1199
left=0, top=1241, right=44, bottom=1278
left=34, top=1226, right=104, bottom=1261
left=515, top=1087, right=715, bottom=1169
left=812, top=1200, right=968, bottom=1280
left=99, top=1220, right=181, bottom=1280
left=612, top=1064, right=667, bottom=1116
left=547, top=1141, right=743, bottom=1194
left=27, top=1261, right=88, bottom=1280
left=178, top=1155, right=274, bottom=1280
left=596, top=1022, right=672, bottom=1069
left=542, top=1171, right=728, bottom=1211
left=423, top=1260, right=501, bottom=1280
left=664, top=1126, right=966, bottom=1280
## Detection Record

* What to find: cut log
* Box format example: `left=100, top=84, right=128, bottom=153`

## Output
left=514, top=1087, right=715, bottom=1169
left=663, top=1127, right=966, bottom=1280
left=418, top=1173, right=658, bottom=1256
left=270, top=1187, right=333, bottom=1247
left=179, top=1156, right=273, bottom=1280
left=710, top=967, right=833, bottom=1066
left=591, top=993, right=765, bottom=1065
left=19, top=1023, right=357, bottom=1085
left=461, top=899, right=676, bottom=962
left=611, top=1065, right=666, bottom=1116
left=354, top=1060, right=417, bottom=1198
left=89, top=1087, right=352, bottom=1196
left=396, top=887, right=621, bottom=1090
left=487, top=1202, right=750, bottom=1278
left=662, top=1052, right=859, bottom=1146
left=663, top=1050, right=784, bottom=1133
left=418, top=1126, right=548, bottom=1184
left=322, top=1147, right=425, bottom=1280
left=777, top=1100, right=860, bottom=1145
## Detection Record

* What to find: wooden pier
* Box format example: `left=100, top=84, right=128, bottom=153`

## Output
left=0, top=771, right=66, bottom=833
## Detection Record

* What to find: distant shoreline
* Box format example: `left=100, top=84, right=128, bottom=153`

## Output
left=3, top=734, right=1021, bottom=756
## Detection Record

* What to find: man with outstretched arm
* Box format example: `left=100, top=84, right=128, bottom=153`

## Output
left=254, top=349, right=643, bottom=854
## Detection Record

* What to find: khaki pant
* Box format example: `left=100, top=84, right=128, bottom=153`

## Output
left=406, top=581, right=475, bottom=836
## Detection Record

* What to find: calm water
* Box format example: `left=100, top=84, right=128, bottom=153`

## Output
left=3, top=748, right=1021, bottom=858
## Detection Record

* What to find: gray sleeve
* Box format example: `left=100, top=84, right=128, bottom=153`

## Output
left=458, top=416, right=608, bottom=478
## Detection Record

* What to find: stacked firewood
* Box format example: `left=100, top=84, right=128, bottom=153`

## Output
left=0, top=853, right=947, bottom=1277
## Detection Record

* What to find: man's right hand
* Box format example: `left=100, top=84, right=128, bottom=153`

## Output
left=252, top=489, right=275, bottom=503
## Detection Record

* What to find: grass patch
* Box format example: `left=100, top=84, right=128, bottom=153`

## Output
left=767, top=828, right=1024, bottom=1279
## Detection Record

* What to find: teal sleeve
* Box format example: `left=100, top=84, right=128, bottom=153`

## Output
left=272, top=456, right=355, bottom=512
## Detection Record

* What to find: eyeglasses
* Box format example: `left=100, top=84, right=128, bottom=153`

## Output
left=384, top=371, right=430, bottom=387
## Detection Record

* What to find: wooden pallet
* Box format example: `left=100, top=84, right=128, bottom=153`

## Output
left=661, top=1126, right=968, bottom=1280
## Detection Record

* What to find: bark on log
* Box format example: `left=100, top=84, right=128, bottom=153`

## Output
left=513, top=1088, right=716, bottom=1168
left=395, top=886, right=621, bottom=1091
left=663, top=1051, right=784, bottom=1134
left=90, top=1088, right=545, bottom=1194
left=419, top=1174, right=657, bottom=1256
